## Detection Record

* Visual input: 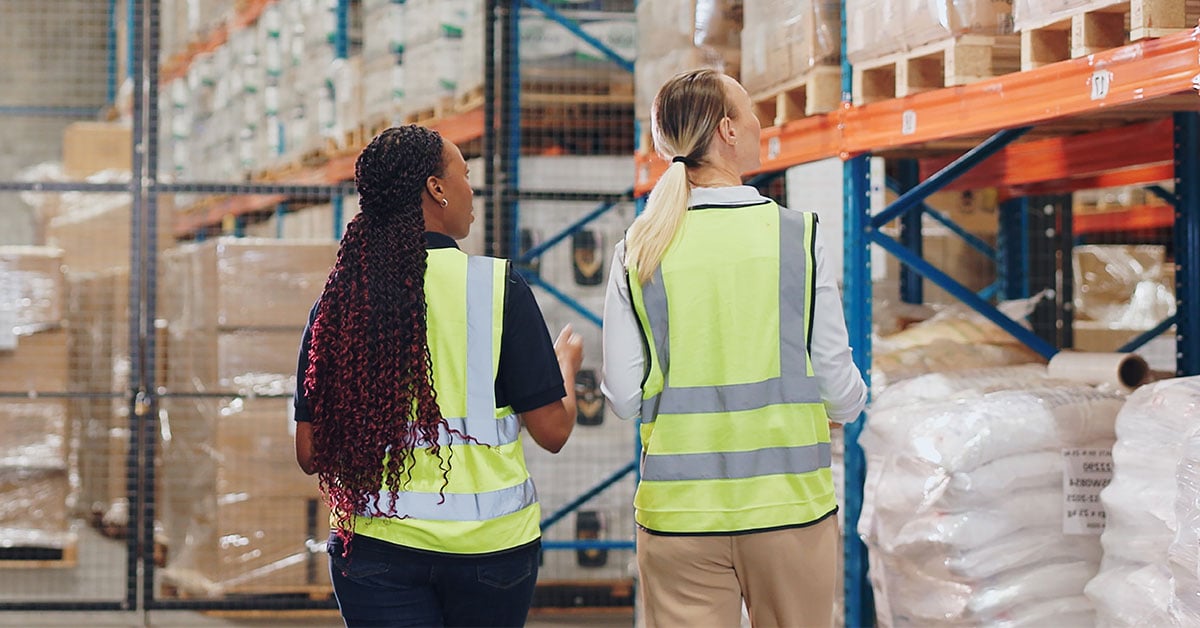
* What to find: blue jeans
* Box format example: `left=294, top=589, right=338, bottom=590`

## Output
left=328, top=534, right=540, bottom=628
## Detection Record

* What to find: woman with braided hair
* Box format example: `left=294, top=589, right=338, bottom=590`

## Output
left=293, top=124, right=583, bottom=627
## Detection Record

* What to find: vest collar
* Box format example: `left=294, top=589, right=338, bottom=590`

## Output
left=424, top=232, right=460, bottom=250
left=687, top=185, right=772, bottom=209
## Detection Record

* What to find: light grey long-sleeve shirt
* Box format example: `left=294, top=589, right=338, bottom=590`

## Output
left=600, top=185, right=868, bottom=423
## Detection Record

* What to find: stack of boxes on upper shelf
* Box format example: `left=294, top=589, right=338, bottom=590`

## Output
left=158, top=0, right=638, bottom=234
left=160, top=0, right=364, bottom=183
left=634, top=0, right=1199, bottom=146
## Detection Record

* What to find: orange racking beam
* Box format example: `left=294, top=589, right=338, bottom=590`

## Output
left=918, top=118, right=1174, bottom=192
left=841, top=28, right=1200, bottom=155
left=634, top=27, right=1200, bottom=197
left=1074, top=203, right=1175, bottom=234
left=1008, top=163, right=1175, bottom=197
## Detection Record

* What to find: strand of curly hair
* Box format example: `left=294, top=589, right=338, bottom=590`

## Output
left=303, top=126, right=466, bottom=554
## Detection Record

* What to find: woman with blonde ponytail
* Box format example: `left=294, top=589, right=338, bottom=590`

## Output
left=601, top=69, right=867, bottom=627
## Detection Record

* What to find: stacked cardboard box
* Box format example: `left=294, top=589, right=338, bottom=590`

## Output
left=740, top=0, right=841, bottom=95
left=634, top=0, right=743, bottom=125
left=0, top=247, right=73, bottom=553
left=846, top=0, right=1015, bottom=64
left=61, top=122, right=132, bottom=179
left=159, top=238, right=336, bottom=596
left=51, top=120, right=171, bottom=527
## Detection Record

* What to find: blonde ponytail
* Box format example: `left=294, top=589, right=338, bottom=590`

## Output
left=626, top=68, right=733, bottom=284
left=625, top=160, right=691, bottom=284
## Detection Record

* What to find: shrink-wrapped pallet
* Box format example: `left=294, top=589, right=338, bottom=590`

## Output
left=846, top=0, right=1015, bottom=64
left=872, top=298, right=1047, bottom=390
left=1085, top=376, right=1200, bottom=626
left=740, top=0, right=840, bottom=94
left=635, top=0, right=743, bottom=122
left=861, top=373, right=1125, bottom=627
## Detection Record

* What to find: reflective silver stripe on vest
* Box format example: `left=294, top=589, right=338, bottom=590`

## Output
left=466, top=257, right=497, bottom=425
left=641, top=443, right=832, bottom=482
left=443, top=256, right=519, bottom=447
left=640, top=206, right=821, bottom=423
left=436, top=415, right=520, bottom=447
left=365, top=477, right=538, bottom=522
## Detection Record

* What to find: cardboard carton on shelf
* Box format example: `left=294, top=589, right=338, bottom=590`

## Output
left=61, top=122, right=133, bottom=179
left=161, top=238, right=337, bottom=331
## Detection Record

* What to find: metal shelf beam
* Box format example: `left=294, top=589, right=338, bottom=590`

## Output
left=634, top=28, right=1200, bottom=197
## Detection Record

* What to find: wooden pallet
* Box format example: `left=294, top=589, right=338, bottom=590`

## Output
left=1020, top=0, right=1200, bottom=70
left=751, top=66, right=842, bottom=126
left=403, top=96, right=457, bottom=126
left=852, top=34, right=1021, bottom=105
left=161, top=580, right=333, bottom=601
left=0, top=541, right=78, bottom=569
left=454, top=84, right=486, bottom=111
left=522, top=79, right=634, bottom=106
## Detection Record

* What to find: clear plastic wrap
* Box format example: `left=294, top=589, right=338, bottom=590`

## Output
left=847, top=0, right=1016, bottom=64
left=1074, top=245, right=1175, bottom=330
left=157, top=238, right=335, bottom=596
left=0, top=246, right=65, bottom=330
left=160, top=394, right=327, bottom=595
left=1015, top=0, right=1199, bottom=32
left=1085, top=376, right=1200, bottom=627
left=740, top=0, right=840, bottom=94
left=0, top=466, right=74, bottom=550
left=872, top=296, right=1048, bottom=390
left=635, top=0, right=743, bottom=120
left=862, top=376, right=1126, bottom=627
left=1012, top=0, right=1087, bottom=29
left=1171, top=425, right=1200, bottom=623
left=161, top=238, right=337, bottom=332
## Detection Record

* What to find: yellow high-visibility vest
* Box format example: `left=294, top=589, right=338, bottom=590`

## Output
left=628, top=201, right=835, bottom=534
left=348, top=248, right=541, bottom=554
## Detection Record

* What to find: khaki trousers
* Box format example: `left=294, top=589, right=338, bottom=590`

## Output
left=636, top=515, right=839, bottom=628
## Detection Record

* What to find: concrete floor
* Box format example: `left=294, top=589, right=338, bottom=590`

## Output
left=0, top=609, right=632, bottom=627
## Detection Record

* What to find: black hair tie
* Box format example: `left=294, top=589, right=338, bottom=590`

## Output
left=672, top=156, right=689, bottom=165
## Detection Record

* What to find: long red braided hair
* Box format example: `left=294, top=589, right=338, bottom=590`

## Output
left=304, top=125, right=455, bottom=551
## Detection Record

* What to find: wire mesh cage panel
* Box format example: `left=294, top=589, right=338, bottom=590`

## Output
left=493, top=0, right=639, bottom=609
left=0, top=0, right=649, bottom=616
left=0, top=0, right=134, bottom=607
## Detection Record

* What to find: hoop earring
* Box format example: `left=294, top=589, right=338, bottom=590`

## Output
left=440, top=198, right=448, bottom=207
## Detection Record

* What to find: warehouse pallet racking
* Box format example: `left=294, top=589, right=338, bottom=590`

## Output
left=631, top=5, right=1200, bottom=626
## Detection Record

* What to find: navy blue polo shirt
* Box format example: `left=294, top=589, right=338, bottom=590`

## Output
left=293, top=232, right=566, bottom=422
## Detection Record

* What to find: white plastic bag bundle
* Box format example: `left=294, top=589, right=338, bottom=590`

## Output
left=861, top=371, right=1125, bottom=627
left=1085, top=376, right=1200, bottom=627
left=1171, top=428, right=1200, bottom=623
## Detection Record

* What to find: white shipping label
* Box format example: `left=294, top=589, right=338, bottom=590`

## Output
left=1091, top=70, right=1113, bottom=101
left=1062, top=448, right=1113, bottom=535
